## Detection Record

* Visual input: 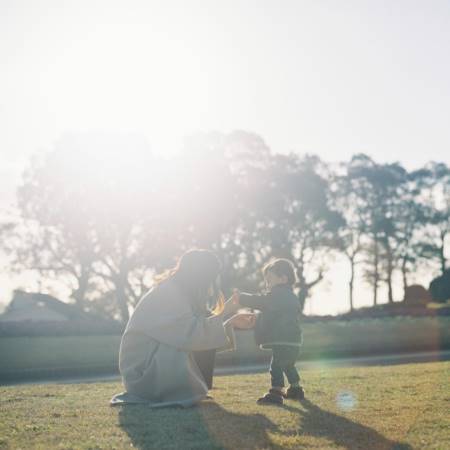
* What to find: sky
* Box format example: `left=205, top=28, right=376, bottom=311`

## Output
left=1, top=0, right=449, bottom=313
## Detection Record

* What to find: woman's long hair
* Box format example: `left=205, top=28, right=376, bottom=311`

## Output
left=154, top=249, right=225, bottom=315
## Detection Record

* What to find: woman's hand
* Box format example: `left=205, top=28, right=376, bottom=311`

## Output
left=223, top=289, right=240, bottom=316
left=228, top=313, right=257, bottom=330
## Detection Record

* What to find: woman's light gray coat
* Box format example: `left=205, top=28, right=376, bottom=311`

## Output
left=110, top=279, right=233, bottom=407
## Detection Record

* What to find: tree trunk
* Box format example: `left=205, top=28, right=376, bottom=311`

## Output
left=387, top=250, right=394, bottom=304
left=71, top=268, right=90, bottom=308
left=348, top=256, right=355, bottom=312
left=380, top=236, right=395, bottom=304
left=439, top=230, right=447, bottom=275
left=296, top=268, right=323, bottom=314
left=373, top=240, right=379, bottom=306
left=296, top=265, right=308, bottom=314
left=401, top=256, right=408, bottom=300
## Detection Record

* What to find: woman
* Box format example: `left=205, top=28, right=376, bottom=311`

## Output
left=110, top=249, right=254, bottom=407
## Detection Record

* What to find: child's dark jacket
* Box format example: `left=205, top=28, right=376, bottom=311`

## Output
left=239, top=285, right=302, bottom=349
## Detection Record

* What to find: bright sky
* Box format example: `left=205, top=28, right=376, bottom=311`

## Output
left=1, top=0, right=449, bottom=313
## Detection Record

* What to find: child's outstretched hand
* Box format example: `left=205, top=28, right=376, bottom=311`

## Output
left=229, top=313, right=256, bottom=330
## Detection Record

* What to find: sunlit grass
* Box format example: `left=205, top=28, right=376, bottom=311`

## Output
left=1, top=361, right=449, bottom=449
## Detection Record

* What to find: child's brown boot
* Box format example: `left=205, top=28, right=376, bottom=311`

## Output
left=257, top=389, right=284, bottom=405
left=285, top=385, right=305, bottom=400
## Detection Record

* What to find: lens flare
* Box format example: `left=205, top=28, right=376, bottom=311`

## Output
left=336, top=390, right=357, bottom=411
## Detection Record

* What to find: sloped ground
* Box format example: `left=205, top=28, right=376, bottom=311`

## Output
left=2, top=316, right=449, bottom=383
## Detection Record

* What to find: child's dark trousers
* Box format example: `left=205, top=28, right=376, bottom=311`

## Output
left=270, top=345, right=300, bottom=388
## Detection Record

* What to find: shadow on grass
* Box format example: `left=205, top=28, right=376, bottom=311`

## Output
left=284, top=399, right=413, bottom=450
left=118, top=398, right=413, bottom=449
left=118, top=401, right=281, bottom=450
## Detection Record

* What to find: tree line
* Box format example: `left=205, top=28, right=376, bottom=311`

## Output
left=1, top=131, right=449, bottom=323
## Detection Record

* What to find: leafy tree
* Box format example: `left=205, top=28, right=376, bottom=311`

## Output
left=7, top=129, right=449, bottom=318
left=183, top=130, right=273, bottom=294
left=347, top=154, right=407, bottom=304
left=415, top=162, right=450, bottom=276
left=10, top=133, right=161, bottom=322
left=10, top=151, right=98, bottom=309
left=429, top=269, right=450, bottom=302
left=333, top=163, right=367, bottom=311
left=235, top=151, right=344, bottom=312
left=184, top=132, right=345, bottom=313
left=394, top=168, right=433, bottom=295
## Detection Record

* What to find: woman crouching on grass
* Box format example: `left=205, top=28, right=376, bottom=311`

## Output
left=110, top=249, right=255, bottom=408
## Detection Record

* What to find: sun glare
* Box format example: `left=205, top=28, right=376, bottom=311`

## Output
left=39, top=20, right=214, bottom=152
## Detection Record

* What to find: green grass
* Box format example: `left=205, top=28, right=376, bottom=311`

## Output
left=1, top=361, right=449, bottom=449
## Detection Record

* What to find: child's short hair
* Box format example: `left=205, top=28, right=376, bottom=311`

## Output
left=262, top=258, right=297, bottom=286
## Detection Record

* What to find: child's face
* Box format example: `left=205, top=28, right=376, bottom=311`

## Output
left=265, top=271, right=288, bottom=290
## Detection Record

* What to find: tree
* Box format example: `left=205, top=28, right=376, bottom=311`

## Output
left=415, top=162, right=450, bottom=276
left=333, top=163, right=367, bottom=311
left=347, top=154, right=407, bottom=304
left=394, top=168, right=432, bottom=295
left=11, top=150, right=98, bottom=309
left=183, top=130, right=273, bottom=294
left=235, top=151, right=344, bottom=312
left=8, top=129, right=448, bottom=318
left=429, top=270, right=450, bottom=302
left=10, top=133, right=162, bottom=322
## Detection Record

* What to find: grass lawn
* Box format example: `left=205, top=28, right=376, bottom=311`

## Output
left=0, top=361, right=449, bottom=449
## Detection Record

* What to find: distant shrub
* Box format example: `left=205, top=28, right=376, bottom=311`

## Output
left=429, top=270, right=450, bottom=303
left=403, top=285, right=432, bottom=305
